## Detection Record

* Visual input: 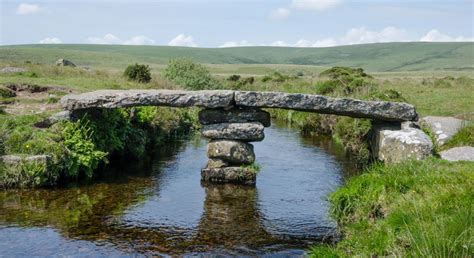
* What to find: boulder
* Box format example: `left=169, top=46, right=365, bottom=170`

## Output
left=0, top=67, right=27, bottom=73
left=207, top=140, right=255, bottom=164
left=49, top=110, right=73, bottom=123
left=61, top=90, right=235, bottom=110
left=235, top=91, right=417, bottom=122
left=201, top=167, right=256, bottom=185
left=199, top=108, right=271, bottom=127
left=439, top=146, right=474, bottom=162
left=372, top=127, right=433, bottom=164
left=1, top=154, right=51, bottom=167
left=34, top=111, right=74, bottom=128
left=206, top=158, right=229, bottom=168
left=420, top=116, right=465, bottom=145
left=201, top=122, right=264, bottom=142
left=55, top=59, right=76, bottom=67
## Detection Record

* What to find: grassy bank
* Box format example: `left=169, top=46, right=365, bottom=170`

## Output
left=310, top=158, right=473, bottom=257
left=0, top=107, right=198, bottom=187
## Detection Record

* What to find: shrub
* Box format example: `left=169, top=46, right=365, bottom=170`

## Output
left=61, top=120, right=107, bottom=178
left=0, top=86, right=16, bottom=98
left=124, top=63, right=152, bottom=83
left=163, top=58, right=221, bottom=90
left=317, top=66, right=375, bottom=96
left=227, top=74, right=241, bottom=81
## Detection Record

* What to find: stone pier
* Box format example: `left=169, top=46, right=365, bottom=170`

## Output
left=199, top=108, right=271, bottom=185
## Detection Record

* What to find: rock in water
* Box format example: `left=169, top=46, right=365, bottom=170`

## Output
left=421, top=116, right=465, bottom=145
left=372, top=127, right=433, bottom=163
left=56, top=59, right=76, bottom=67
left=235, top=91, right=417, bottom=121
left=60, top=90, right=235, bottom=110
left=201, top=122, right=265, bottom=142
left=206, top=158, right=229, bottom=168
left=199, top=108, right=271, bottom=127
left=201, top=167, right=256, bottom=185
left=440, top=146, right=474, bottom=162
left=207, top=140, right=255, bottom=164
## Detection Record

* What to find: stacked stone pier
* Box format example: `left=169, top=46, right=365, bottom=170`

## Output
left=199, top=108, right=271, bottom=185
left=58, top=89, right=421, bottom=185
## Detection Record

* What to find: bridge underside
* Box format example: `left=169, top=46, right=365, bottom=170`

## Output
left=61, top=90, right=418, bottom=185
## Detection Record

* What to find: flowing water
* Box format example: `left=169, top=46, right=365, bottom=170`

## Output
left=0, top=122, right=358, bottom=256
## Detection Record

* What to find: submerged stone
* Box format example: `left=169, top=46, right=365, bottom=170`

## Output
left=199, top=108, right=271, bottom=127
left=201, top=167, right=256, bottom=185
left=235, top=91, right=417, bottom=121
left=207, top=140, right=255, bottom=164
left=201, top=122, right=265, bottom=142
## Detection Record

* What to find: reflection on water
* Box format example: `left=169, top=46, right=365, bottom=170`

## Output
left=0, top=122, right=358, bottom=256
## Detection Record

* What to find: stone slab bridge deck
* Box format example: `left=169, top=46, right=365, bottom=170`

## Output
left=61, top=90, right=418, bottom=185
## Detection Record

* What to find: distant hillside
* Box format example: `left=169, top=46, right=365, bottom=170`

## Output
left=0, top=42, right=472, bottom=72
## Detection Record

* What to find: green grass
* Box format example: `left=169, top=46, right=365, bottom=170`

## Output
left=1, top=42, right=473, bottom=72
left=442, top=124, right=474, bottom=150
left=310, top=158, right=474, bottom=257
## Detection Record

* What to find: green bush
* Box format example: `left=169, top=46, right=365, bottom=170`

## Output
left=124, top=63, right=152, bottom=83
left=163, top=58, right=221, bottom=90
left=227, top=74, right=241, bottom=81
left=317, top=66, right=376, bottom=96
left=61, top=120, right=107, bottom=178
left=0, top=87, right=16, bottom=98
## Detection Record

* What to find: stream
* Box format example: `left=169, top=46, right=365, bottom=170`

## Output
left=0, top=121, right=358, bottom=256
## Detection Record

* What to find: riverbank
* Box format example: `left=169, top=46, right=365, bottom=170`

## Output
left=1, top=107, right=198, bottom=187
left=310, top=157, right=473, bottom=257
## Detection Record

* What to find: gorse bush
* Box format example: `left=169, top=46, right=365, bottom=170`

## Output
left=316, top=66, right=376, bottom=96
left=163, top=58, right=221, bottom=90
left=124, top=63, right=152, bottom=83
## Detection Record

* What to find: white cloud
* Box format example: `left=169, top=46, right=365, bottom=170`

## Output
left=87, top=33, right=122, bottom=44
left=219, top=27, right=408, bottom=48
left=291, top=0, right=343, bottom=11
left=39, top=37, right=62, bottom=44
left=269, top=8, right=290, bottom=20
left=270, top=40, right=288, bottom=47
left=123, top=35, right=155, bottom=45
left=168, top=34, right=198, bottom=47
left=420, top=29, right=473, bottom=42
left=293, top=39, right=313, bottom=47
left=17, top=3, right=41, bottom=15
left=312, top=38, right=337, bottom=47
left=340, top=26, right=408, bottom=45
left=219, top=40, right=252, bottom=48
left=87, top=33, right=155, bottom=45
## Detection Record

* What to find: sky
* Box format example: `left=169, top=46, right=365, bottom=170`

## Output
left=1, top=0, right=473, bottom=47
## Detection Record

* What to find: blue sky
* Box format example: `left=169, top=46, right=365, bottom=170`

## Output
left=1, top=0, right=473, bottom=47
